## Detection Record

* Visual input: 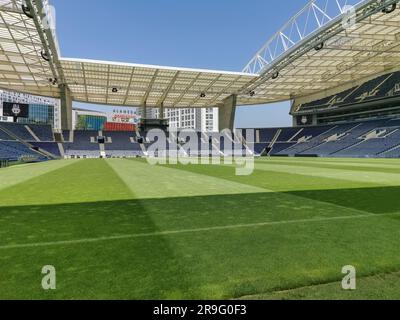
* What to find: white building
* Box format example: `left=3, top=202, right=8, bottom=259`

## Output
left=0, top=90, right=61, bottom=129
left=109, top=107, right=141, bottom=124
left=155, top=107, right=219, bottom=132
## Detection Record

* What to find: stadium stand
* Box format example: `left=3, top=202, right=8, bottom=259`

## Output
left=276, top=128, right=301, bottom=142
left=0, top=122, right=34, bottom=141
left=259, top=128, right=279, bottom=143
left=262, top=118, right=400, bottom=158
left=297, top=71, right=400, bottom=112
left=58, top=116, right=400, bottom=159
left=0, top=122, right=60, bottom=161
left=270, top=142, right=296, bottom=155
left=64, top=131, right=99, bottom=150
left=28, top=124, right=54, bottom=142
left=30, top=142, right=61, bottom=158
left=103, top=131, right=144, bottom=157
left=0, top=141, right=45, bottom=162
left=62, top=130, right=71, bottom=142
left=1, top=114, right=400, bottom=161
left=0, top=128, right=14, bottom=141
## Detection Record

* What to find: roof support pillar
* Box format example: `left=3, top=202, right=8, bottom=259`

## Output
left=139, top=102, right=147, bottom=119
left=219, top=94, right=237, bottom=131
left=60, top=84, right=72, bottom=130
left=159, top=102, right=165, bottom=119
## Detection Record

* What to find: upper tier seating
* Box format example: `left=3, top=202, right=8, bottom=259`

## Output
left=297, top=71, right=400, bottom=111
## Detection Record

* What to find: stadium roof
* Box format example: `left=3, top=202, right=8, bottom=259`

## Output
left=60, top=58, right=257, bottom=108
left=0, top=0, right=60, bottom=97
left=0, top=0, right=400, bottom=108
left=241, top=0, right=400, bottom=104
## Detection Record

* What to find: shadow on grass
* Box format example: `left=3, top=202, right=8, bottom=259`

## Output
left=1, top=186, right=400, bottom=239
left=1, top=185, right=400, bottom=299
left=0, top=199, right=195, bottom=299
left=287, top=186, right=400, bottom=214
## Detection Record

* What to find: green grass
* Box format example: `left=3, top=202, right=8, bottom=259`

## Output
left=0, top=157, right=400, bottom=299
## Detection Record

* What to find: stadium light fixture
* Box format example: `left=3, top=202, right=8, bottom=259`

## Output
left=41, top=50, right=50, bottom=62
left=314, top=42, right=324, bottom=51
left=382, top=3, right=397, bottom=13
left=22, top=4, right=34, bottom=19
left=49, top=78, right=58, bottom=86
left=272, top=71, right=279, bottom=80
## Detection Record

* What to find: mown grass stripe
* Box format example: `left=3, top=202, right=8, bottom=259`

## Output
left=0, top=159, right=133, bottom=207
left=107, top=158, right=267, bottom=199
left=0, top=160, right=79, bottom=192
left=151, top=159, right=391, bottom=220
left=255, top=158, right=400, bottom=174
left=255, top=162, right=400, bottom=186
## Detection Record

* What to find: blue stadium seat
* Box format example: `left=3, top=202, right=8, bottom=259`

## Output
left=0, top=122, right=34, bottom=141
left=0, top=141, right=45, bottom=161
left=28, top=124, right=54, bottom=141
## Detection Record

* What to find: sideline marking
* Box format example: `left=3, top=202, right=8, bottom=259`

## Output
left=0, top=212, right=395, bottom=250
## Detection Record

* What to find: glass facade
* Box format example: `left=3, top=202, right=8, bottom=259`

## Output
left=76, top=115, right=107, bottom=131
left=0, top=90, right=61, bottom=129
left=15, top=104, right=54, bottom=126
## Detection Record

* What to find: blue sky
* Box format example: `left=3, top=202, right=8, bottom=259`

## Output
left=51, top=0, right=307, bottom=128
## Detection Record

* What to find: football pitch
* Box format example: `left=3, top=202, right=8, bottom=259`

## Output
left=1, top=157, right=400, bottom=300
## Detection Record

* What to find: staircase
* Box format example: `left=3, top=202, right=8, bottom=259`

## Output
left=57, top=143, right=65, bottom=158
left=69, top=130, right=74, bottom=143
left=267, top=129, right=282, bottom=155
left=288, top=128, right=303, bottom=142
left=283, top=125, right=338, bottom=153
left=140, top=143, right=148, bottom=156
left=24, top=125, right=40, bottom=142
left=378, top=142, right=400, bottom=156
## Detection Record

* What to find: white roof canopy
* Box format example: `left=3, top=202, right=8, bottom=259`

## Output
left=1, top=0, right=400, bottom=108
left=0, top=0, right=59, bottom=97
left=60, top=58, right=257, bottom=108
left=240, top=0, right=400, bottom=104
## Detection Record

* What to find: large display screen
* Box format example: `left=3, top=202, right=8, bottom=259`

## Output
left=3, top=102, right=29, bottom=118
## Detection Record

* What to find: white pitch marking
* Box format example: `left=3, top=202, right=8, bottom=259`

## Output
left=0, top=212, right=397, bottom=250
